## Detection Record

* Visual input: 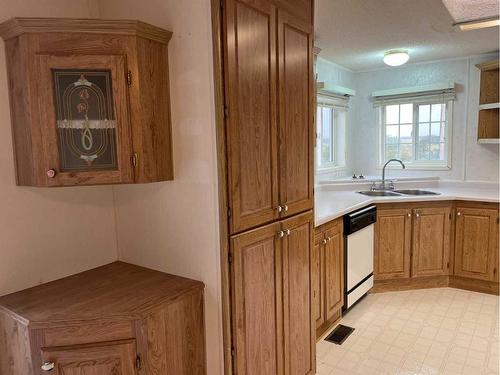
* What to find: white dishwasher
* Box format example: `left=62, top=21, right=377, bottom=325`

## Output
left=343, top=205, right=376, bottom=311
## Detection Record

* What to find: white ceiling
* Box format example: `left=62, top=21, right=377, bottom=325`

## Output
left=441, top=0, right=499, bottom=23
left=315, top=0, right=499, bottom=71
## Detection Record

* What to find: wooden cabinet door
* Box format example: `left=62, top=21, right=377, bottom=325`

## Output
left=224, top=0, right=279, bottom=233
left=454, top=207, right=499, bottom=281
left=374, top=208, right=412, bottom=280
left=412, top=207, right=452, bottom=277
left=312, top=232, right=325, bottom=329
left=41, top=339, right=137, bottom=374
left=36, top=54, right=133, bottom=186
left=324, top=224, right=344, bottom=320
left=230, top=221, right=283, bottom=375
left=277, top=10, right=314, bottom=219
left=282, top=212, right=314, bottom=375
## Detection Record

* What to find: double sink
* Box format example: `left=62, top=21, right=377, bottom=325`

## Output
left=358, top=189, right=440, bottom=197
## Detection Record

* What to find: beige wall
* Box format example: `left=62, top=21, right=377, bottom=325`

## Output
left=0, top=1, right=223, bottom=373
left=98, top=1, right=223, bottom=374
left=0, top=0, right=118, bottom=296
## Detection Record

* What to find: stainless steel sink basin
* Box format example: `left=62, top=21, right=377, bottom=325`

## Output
left=394, top=189, right=440, bottom=196
left=357, top=190, right=402, bottom=197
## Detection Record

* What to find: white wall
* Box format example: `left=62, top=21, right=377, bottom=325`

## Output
left=97, top=1, right=223, bottom=374
left=0, top=0, right=118, bottom=296
left=316, top=57, right=357, bottom=179
left=316, top=53, right=499, bottom=182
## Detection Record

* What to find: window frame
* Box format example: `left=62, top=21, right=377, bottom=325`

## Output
left=315, top=100, right=347, bottom=174
left=378, top=99, right=453, bottom=170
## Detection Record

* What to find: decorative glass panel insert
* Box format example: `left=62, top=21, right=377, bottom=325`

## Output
left=53, top=69, right=117, bottom=171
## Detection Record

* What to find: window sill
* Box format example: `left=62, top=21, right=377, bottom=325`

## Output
left=376, top=164, right=451, bottom=171
left=316, top=166, right=347, bottom=175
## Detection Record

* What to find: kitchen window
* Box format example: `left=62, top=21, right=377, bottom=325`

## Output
left=316, top=94, right=348, bottom=173
left=380, top=100, right=453, bottom=169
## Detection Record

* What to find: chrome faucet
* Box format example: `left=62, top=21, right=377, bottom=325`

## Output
left=372, top=159, right=406, bottom=190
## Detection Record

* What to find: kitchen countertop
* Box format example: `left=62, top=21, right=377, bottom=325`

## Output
left=315, top=182, right=499, bottom=227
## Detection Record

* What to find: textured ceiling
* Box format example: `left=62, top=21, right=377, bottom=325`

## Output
left=441, top=0, right=499, bottom=23
left=315, top=0, right=499, bottom=71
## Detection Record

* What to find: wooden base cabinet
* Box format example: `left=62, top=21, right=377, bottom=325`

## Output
left=373, top=201, right=499, bottom=295
left=313, top=218, right=343, bottom=338
left=0, top=262, right=206, bottom=375
left=454, top=206, right=499, bottom=282
left=230, top=212, right=314, bottom=375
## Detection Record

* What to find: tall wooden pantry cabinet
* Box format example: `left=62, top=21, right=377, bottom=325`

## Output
left=219, top=0, right=315, bottom=374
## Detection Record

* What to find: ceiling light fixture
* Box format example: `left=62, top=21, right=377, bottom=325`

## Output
left=383, top=50, right=410, bottom=67
left=455, top=17, right=500, bottom=31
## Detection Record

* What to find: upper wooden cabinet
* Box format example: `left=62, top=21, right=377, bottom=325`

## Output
left=0, top=18, right=173, bottom=186
left=224, top=0, right=314, bottom=234
left=454, top=206, right=499, bottom=282
left=476, top=60, right=499, bottom=142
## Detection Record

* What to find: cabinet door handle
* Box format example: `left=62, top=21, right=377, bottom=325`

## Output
left=457, top=212, right=461, bottom=216
left=277, top=230, right=285, bottom=238
left=322, top=239, right=327, bottom=245
left=46, top=169, right=57, bottom=178
left=407, top=213, right=412, bottom=217
left=41, top=362, right=55, bottom=371
left=326, top=236, right=332, bottom=242
left=277, top=206, right=283, bottom=213
left=415, top=211, right=420, bottom=217
left=283, top=205, right=289, bottom=212
left=285, top=229, right=291, bottom=236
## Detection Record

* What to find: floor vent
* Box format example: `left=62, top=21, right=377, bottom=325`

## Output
left=324, top=324, right=355, bottom=345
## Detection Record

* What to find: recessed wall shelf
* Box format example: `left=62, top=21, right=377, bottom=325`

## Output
left=476, top=59, right=499, bottom=143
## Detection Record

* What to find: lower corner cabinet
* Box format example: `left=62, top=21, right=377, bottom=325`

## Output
left=0, top=262, right=206, bottom=375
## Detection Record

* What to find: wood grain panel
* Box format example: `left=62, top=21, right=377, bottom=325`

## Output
left=412, top=206, right=451, bottom=277
left=324, top=225, right=343, bottom=320
left=278, top=11, right=314, bottom=219
left=225, top=0, right=279, bottom=233
left=374, top=208, right=412, bottom=280
left=230, top=221, right=282, bottom=375
left=282, top=212, right=314, bottom=375
left=132, top=37, right=173, bottom=182
left=41, top=339, right=137, bottom=375
left=44, top=321, right=134, bottom=347
left=454, top=207, right=497, bottom=281
left=312, top=235, right=324, bottom=329
left=0, top=311, right=33, bottom=375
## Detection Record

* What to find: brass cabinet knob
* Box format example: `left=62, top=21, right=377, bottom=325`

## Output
left=283, top=205, right=289, bottom=212
left=41, top=362, right=55, bottom=371
left=46, top=169, right=56, bottom=178
left=277, top=206, right=283, bottom=213
left=278, top=230, right=285, bottom=238
left=457, top=212, right=461, bottom=216
left=326, top=236, right=332, bottom=242
left=285, top=229, right=291, bottom=236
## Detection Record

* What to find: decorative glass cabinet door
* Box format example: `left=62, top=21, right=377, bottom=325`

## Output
left=37, top=54, right=133, bottom=186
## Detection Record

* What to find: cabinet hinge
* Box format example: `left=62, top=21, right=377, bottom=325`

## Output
left=227, top=207, right=231, bottom=217
left=224, top=106, right=229, bottom=119
left=135, top=355, right=142, bottom=370
left=127, top=70, right=132, bottom=86
left=449, top=213, right=452, bottom=220
left=132, top=153, right=138, bottom=167
left=231, top=346, right=235, bottom=357
left=228, top=252, right=233, bottom=264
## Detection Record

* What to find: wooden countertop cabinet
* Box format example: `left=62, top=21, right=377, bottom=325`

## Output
left=0, top=262, right=206, bottom=375
left=0, top=18, right=174, bottom=186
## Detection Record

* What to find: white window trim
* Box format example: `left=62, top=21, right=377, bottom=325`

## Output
left=377, top=100, right=453, bottom=170
left=315, top=98, right=348, bottom=174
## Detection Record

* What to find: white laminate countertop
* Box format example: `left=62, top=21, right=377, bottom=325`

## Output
left=315, top=181, right=499, bottom=227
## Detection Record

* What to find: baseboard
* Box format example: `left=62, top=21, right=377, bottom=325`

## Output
left=449, top=276, right=499, bottom=295
left=316, top=309, right=341, bottom=340
left=371, top=275, right=499, bottom=295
